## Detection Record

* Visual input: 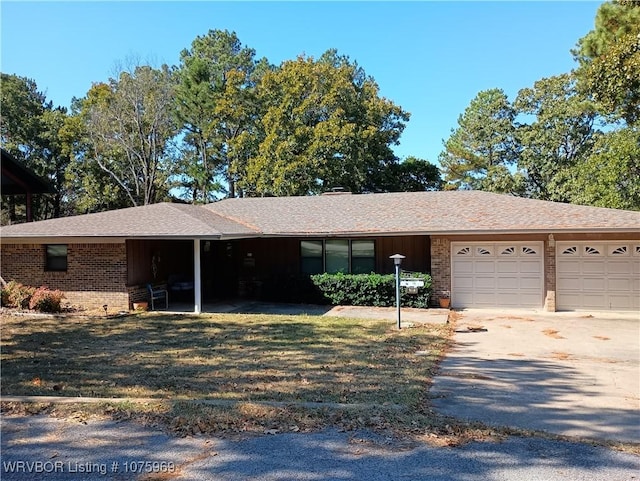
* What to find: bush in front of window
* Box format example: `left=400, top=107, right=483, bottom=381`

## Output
left=310, top=272, right=432, bottom=308
left=29, top=286, right=66, bottom=313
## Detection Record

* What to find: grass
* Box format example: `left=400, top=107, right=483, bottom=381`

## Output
left=1, top=311, right=459, bottom=439
left=4, top=311, right=638, bottom=454
left=1, top=312, right=449, bottom=403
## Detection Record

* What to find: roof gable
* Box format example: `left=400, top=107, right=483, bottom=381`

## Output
left=0, top=202, right=257, bottom=239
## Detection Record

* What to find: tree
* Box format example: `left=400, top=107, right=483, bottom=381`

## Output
left=0, top=73, right=73, bottom=223
left=244, top=50, right=409, bottom=196
left=176, top=30, right=268, bottom=200
left=81, top=64, right=179, bottom=207
left=366, top=156, right=442, bottom=192
left=574, top=0, right=640, bottom=125
left=438, top=89, right=520, bottom=192
left=570, top=127, right=640, bottom=210
left=514, top=73, right=599, bottom=202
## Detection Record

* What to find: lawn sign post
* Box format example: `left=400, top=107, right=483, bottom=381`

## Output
left=390, top=254, right=405, bottom=330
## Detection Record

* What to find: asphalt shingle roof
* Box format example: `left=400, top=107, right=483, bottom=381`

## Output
left=1, top=191, right=639, bottom=240
left=0, top=202, right=258, bottom=239
left=205, top=191, right=640, bottom=236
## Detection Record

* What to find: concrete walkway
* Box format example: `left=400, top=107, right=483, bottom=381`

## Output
left=430, top=309, right=640, bottom=443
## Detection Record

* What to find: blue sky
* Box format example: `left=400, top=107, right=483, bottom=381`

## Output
left=1, top=1, right=602, bottom=165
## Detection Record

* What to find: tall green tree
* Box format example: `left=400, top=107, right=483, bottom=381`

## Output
left=573, top=0, right=640, bottom=125
left=244, top=50, right=409, bottom=196
left=176, top=30, right=268, bottom=200
left=80, top=64, right=179, bottom=207
left=514, top=73, right=598, bottom=202
left=366, top=156, right=442, bottom=192
left=438, top=88, right=520, bottom=192
left=570, top=126, right=640, bottom=210
left=0, top=73, right=73, bottom=223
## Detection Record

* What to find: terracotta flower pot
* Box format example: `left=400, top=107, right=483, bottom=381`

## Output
left=133, top=301, right=148, bottom=311
left=439, top=298, right=451, bottom=309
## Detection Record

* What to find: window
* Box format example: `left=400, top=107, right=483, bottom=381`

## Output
left=45, top=244, right=68, bottom=271
left=300, top=239, right=375, bottom=274
left=351, top=240, right=376, bottom=274
left=301, top=240, right=323, bottom=274
left=326, top=240, right=349, bottom=274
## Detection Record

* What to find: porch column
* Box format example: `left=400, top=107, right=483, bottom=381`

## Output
left=194, top=239, right=202, bottom=313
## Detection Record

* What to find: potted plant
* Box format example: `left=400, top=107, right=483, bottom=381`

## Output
left=438, top=290, right=451, bottom=309
left=132, top=301, right=148, bottom=311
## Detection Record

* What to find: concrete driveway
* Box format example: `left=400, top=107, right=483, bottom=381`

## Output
left=430, top=309, right=640, bottom=443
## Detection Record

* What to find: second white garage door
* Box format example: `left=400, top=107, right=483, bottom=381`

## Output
left=556, top=241, right=640, bottom=311
left=451, top=242, right=544, bottom=309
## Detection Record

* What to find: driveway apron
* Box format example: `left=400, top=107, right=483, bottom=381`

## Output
left=430, top=310, right=640, bottom=443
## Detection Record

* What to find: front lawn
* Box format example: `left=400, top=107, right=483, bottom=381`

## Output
left=1, top=312, right=449, bottom=402
left=1, top=311, right=453, bottom=436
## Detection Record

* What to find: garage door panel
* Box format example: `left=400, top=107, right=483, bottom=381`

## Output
left=583, top=278, right=606, bottom=291
left=583, top=261, right=606, bottom=275
left=582, top=294, right=607, bottom=309
left=557, top=241, right=640, bottom=311
left=475, top=276, right=496, bottom=289
left=473, top=292, right=497, bottom=305
left=519, top=292, right=544, bottom=306
left=558, top=276, right=581, bottom=290
left=453, top=276, right=473, bottom=289
left=475, top=261, right=495, bottom=274
left=520, top=261, right=543, bottom=273
left=497, top=261, right=517, bottom=274
left=608, top=261, right=631, bottom=275
left=557, top=260, right=581, bottom=274
left=496, top=277, right=520, bottom=289
left=520, top=277, right=542, bottom=289
left=609, top=295, right=633, bottom=309
left=500, top=293, right=524, bottom=306
left=608, top=278, right=632, bottom=291
left=453, top=260, right=473, bottom=273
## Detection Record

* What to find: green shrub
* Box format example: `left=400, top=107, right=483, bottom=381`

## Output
left=310, top=272, right=432, bottom=308
left=29, top=286, right=66, bottom=313
left=3, top=281, right=36, bottom=309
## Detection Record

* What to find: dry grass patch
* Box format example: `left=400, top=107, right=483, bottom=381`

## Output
left=1, top=311, right=450, bottom=409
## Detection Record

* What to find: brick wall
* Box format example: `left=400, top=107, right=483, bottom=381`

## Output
left=430, top=236, right=451, bottom=304
left=543, top=239, right=556, bottom=311
left=1, top=243, right=129, bottom=311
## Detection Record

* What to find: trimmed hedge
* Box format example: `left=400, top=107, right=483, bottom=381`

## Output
left=310, top=272, right=432, bottom=308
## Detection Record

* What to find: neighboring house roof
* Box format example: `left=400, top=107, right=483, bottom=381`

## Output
left=1, top=149, right=55, bottom=195
left=205, top=191, right=640, bottom=236
left=0, top=202, right=258, bottom=240
left=1, top=191, right=639, bottom=241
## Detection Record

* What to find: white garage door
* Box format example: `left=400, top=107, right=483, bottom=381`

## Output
left=557, top=242, right=640, bottom=311
left=451, top=242, right=544, bottom=309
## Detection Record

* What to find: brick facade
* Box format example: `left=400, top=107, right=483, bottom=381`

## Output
left=429, top=236, right=451, bottom=305
left=1, top=242, right=129, bottom=311
left=543, top=239, right=556, bottom=311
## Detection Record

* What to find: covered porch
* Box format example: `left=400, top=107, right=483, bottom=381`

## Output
left=126, top=234, right=432, bottom=313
